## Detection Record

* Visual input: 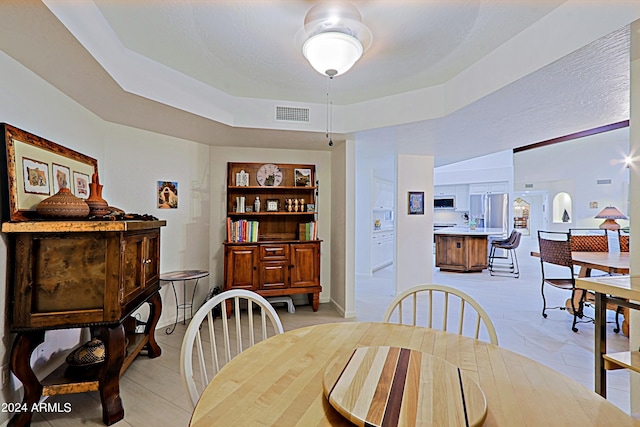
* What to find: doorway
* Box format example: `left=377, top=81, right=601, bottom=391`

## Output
left=514, top=191, right=548, bottom=239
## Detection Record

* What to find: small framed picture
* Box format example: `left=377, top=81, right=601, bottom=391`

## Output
left=236, top=170, right=249, bottom=186
left=73, top=171, right=90, bottom=199
left=306, top=203, right=315, bottom=212
left=22, top=157, right=50, bottom=195
left=408, top=191, right=424, bottom=215
left=158, top=181, right=178, bottom=209
left=52, top=163, right=71, bottom=194
left=265, top=199, right=280, bottom=212
left=294, top=168, right=312, bottom=187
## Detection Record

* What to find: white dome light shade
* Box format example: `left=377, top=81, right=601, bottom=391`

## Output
left=302, top=32, right=363, bottom=77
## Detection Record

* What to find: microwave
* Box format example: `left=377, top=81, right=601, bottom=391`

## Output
left=434, top=196, right=455, bottom=209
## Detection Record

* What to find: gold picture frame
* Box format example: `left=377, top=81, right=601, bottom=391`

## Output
left=0, top=124, right=98, bottom=222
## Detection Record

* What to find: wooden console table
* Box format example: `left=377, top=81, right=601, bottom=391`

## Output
left=3, top=219, right=166, bottom=426
left=575, top=275, right=640, bottom=398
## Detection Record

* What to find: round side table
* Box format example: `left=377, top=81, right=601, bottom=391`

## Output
left=159, top=270, right=210, bottom=334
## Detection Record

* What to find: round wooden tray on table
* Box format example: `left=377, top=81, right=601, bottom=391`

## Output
left=323, top=346, right=487, bottom=427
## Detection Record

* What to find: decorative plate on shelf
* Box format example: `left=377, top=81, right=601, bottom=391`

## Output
left=256, top=163, right=283, bottom=186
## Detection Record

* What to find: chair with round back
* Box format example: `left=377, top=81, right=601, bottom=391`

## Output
left=382, top=284, right=498, bottom=345
left=180, top=289, right=284, bottom=408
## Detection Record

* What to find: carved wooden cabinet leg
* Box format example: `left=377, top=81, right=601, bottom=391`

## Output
left=98, top=325, right=126, bottom=426
left=308, top=292, right=320, bottom=311
left=144, top=292, right=162, bottom=358
left=9, top=331, right=45, bottom=427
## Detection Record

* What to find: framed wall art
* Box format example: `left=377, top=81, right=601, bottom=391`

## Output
left=408, top=191, right=424, bottom=215
left=158, top=181, right=178, bottom=209
left=22, top=158, right=50, bottom=195
left=52, top=163, right=71, bottom=194
left=73, top=171, right=90, bottom=199
left=0, top=124, right=98, bottom=222
left=294, top=168, right=312, bottom=187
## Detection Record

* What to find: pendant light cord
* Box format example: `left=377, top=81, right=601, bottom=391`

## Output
left=326, top=76, right=334, bottom=146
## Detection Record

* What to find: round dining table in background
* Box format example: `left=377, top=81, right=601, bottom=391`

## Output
left=189, top=322, right=640, bottom=427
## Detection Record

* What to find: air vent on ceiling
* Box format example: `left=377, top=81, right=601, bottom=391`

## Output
left=596, top=179, right=612, bottom=185
left=525, top=184, right=534, bottom=189
left=275, top=106, right=310, bottom=123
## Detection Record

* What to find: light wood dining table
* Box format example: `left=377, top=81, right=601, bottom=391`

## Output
left=188, top=322, right=640, bottom=427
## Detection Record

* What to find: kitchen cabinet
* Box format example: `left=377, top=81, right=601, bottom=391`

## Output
left=373, top=177, right=394, bottom=209
left=3, top=220, right=166, bottom=426
left=455, top=185, right=469, bottom=210
left=469, top=182, right=508, bottom=194
left=434, top=185, right=456, bottom=196
left=371, top=231, right=394, bottom=272
left=224, top=241, right=321, bottom=310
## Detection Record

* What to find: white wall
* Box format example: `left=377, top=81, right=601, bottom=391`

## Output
left=208, top=145, right=332, bottom=307
left=102, top=124, right=212, bottom=323
left=0, top=51, right=211, bottom=421
left=629, top=17, right=640, bottom=416
left=514, top=127, right=630, bottom=230
left=354, top=158, right=373, bottom=277
left=396, top=155, right=434, bottom=293
left=435, top=150, right=514, bottom=186
left=326, top=140, right=355, bottom=317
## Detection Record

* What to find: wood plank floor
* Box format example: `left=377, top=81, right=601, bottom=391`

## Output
left=29, top=235, right=632, bottom=426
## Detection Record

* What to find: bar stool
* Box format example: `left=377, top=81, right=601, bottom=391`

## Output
left=488, top=230, right=521, bottom=278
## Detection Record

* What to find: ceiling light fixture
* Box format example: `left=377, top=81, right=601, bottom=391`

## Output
left=297, top=2, right=372, bottom=78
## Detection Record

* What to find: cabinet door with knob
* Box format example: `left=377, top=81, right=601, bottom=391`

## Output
left=290, top=242, right=320, bottom=288
left=225, top=245, right=259, bottom=290
left=122, top=230, right=161, bottom=305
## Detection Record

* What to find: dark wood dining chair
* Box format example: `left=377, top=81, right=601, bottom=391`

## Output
left=569, top=228, right=609, bottom=252
left=538, top=230, right=586, bottom=332
left=618, top=229, right=629, bottom=252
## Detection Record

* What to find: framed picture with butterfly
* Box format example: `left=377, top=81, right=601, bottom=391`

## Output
left=0, top=123, right=98, bottom=222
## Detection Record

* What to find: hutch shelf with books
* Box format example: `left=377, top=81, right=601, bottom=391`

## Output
left=223, top=162, right=322, bottom=310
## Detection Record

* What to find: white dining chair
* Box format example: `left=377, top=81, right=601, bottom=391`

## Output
left=180, top=289, right=284, bottom=408
left=382, top=284, right=498, bottom=345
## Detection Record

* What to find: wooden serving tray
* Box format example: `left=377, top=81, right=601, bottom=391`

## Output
left=323, top=346, right=487, bottom=427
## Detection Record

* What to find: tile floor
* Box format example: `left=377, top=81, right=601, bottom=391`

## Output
left=27, top=234, right=633, bottom=426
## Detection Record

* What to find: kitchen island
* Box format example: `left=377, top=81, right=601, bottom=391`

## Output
left=434, top=228, right=504, bottom=272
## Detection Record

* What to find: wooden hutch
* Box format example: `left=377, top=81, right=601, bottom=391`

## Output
left=223, top=162, right=322, bottom=310
left=3, top=219, right=165, bottom=426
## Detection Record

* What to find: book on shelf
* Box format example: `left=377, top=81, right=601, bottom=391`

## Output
left=227, top=217, right=259, bottom=242
left=298, top=220, right=317, bottom=240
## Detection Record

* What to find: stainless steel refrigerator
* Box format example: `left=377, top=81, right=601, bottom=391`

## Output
left=469, top=193, right=509, bottom=232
